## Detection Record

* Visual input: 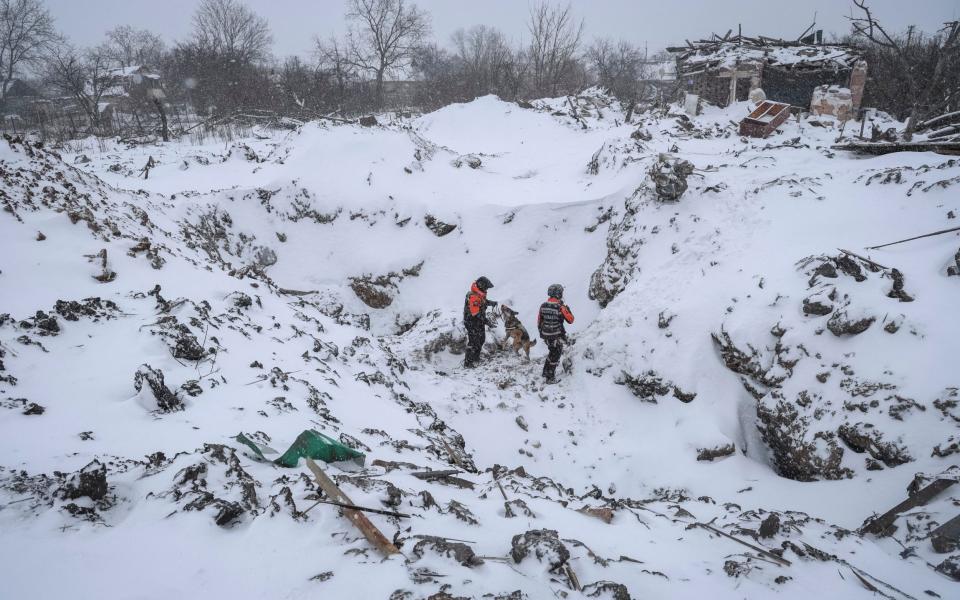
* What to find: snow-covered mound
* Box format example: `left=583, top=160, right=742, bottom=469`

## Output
left=1, top=91, right=959, bottom=599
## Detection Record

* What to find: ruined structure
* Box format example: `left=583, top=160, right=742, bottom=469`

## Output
left=668, top=31, right=866, bottom=112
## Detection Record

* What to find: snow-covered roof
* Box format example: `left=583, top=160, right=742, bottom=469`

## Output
left=669, top=35, right=860, bottom=74
left=107, top=65, right=160, bottom=79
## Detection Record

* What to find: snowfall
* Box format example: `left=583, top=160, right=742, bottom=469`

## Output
left=1, top=91, right=958, bottom=600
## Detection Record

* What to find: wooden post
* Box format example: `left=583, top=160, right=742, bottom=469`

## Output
left=305, top=458, right=401, bottom=557
left=729, top=64, right=739, bottom=106
left=722, top=65, right=755, bottom=107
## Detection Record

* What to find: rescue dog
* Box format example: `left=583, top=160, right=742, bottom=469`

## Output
left=500, top=304, right=537, bottom=360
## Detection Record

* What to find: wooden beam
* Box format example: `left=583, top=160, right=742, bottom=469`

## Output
left=301, top=497, right=411, bottom=519
left=832, top=140, right=960, bottom=155
left=411, top=469, right=461, bottom=480
left=865, top=226, right=960, bottom=250
left=837, top=248, right=889, bottom=270
left=861, top=479, right=956, bottom=537
left=305, top=458, right=401, bottom=556
left=694, top=522, right=792, bottom=567
left=411, top=469, right=475, bottom=489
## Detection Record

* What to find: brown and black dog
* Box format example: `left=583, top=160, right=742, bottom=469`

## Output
left=500, top=304, right=537, bottom=360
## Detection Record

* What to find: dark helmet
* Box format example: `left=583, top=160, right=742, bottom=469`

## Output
left=547, top=283, right=564, bottom=299
left=475, top=276, right=494, bottom=291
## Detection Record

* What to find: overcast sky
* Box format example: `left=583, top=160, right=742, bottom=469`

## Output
left=46, top=0, right=960, bottom=59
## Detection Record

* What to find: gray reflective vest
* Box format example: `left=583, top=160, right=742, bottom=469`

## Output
left=538, top=301, right=566, bottom=338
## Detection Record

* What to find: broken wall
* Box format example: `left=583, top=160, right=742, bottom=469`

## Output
left=763, top=65, right=851, bottom=109
left=681, top=72, right=753, bottom=108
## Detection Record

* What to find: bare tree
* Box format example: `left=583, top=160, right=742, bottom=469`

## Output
left=344, top=0, right=430, bottom=107
left=527, top=1, right=583, bottom=97
left=44, top=41, right=113, bottom=132
left=451, top=25, right=511, bottom=98
left=104, top=25, right=165, bottom=69
left=0, top=0, right=57, bottom=96
left=316, top=36, right=358, bottom=111
left=502, top=45, right=530, bottom=101
left=849, top=0, right=960, bottom=139
left=192, top=0, right=272, bottom=63
left=586, top=38, right=648, bottom=118
left=411, top=42, right=461, bottom=109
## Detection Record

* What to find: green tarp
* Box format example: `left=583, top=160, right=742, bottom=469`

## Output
left=233, top=430, right=365, bottom=467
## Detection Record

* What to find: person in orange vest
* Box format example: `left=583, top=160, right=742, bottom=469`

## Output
left=537, top=284, right=574, bottom=383
left=463, top=276, right=496, bottom=368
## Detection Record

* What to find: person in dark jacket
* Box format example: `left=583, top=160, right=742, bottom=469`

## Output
left=463, top=276, right=496, bottom=368
left=537, top=283, right=574, bottom=383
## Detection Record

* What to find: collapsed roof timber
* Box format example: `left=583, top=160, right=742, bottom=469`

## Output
left=668, top=31, right=866, bottom=110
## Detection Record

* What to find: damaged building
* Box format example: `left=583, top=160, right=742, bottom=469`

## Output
left=668, top=31, right=867, bottom=116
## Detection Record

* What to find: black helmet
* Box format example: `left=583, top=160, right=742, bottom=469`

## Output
left=475, top=276, right=494, bottom=291
left=547, top=283, right=564, bottom=299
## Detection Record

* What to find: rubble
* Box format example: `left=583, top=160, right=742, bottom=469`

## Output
left=424, top=215, right=457, bottom=237
left=170, top=444, right=259, bottom=527
left=59, top=460, right=108, bottom=502
left=588, top=193, right=645, bottom=307
left=758, top=513, right=781, bottom=538
left=826, top=311, right=875, bottom=336
left=411, top=536, right=483, bottom=567
left=615, top=370, right=696, bottom=404
left=451, top=154, right=482, bottom=169
left=133, top=364, right=183, bottom=413
left=649, top=154, right=695, bottom=202
left=510, top=529, right=570, bottom=573
left=837, top=423, right=912, bottom=468
left=697, top=444, right=736, bottom=462
left=581, top=581, right=632, bottom=600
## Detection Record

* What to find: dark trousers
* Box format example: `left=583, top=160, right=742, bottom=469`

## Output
left=542, top=337, right=564, bottom=379
left=464, top=320, right=485, bottom=367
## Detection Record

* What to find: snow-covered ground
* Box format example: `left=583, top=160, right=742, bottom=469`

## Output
left=1, top=91, right=958, bottom=599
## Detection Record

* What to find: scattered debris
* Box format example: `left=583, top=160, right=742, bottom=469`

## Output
left=424, top=215, right=457, bottom=237
left=133, top=365, right=183, bottom=413
left=510, top=529, right=570, bottom=573
left=577, top=506, right=614, bottom=524
left=411, top=535, right=483, bottom=567
left=693, top=522, right=791, bottom=567
left=305, top=459, right=400, bottom=556
left=697, top=444, right=735, bottom=462
left=649, top=154, right=695, bottom=202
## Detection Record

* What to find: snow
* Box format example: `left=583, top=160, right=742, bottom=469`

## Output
left=676, top=41, right=859, bottom=71
left=1, top=93, right=958, bottom=599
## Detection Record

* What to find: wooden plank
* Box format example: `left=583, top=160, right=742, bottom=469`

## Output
left=694, top=522, right=792, bottom=566
left=865, top=226, right=960, bottom=250
left=305, top=458, right=401, bottom=556
left=832, top=141, right=960, bottom=155
left=837, top=248, right=889, bottom=270
left=931, top=513, right=960, bottom=553
left=411, top=469, right=461, bottom=480
left=860, top=479, right=956, bottom=537
left=411, top=469, right=475, bottom=489
left=564, top=563, right=582, bottom=591
left=301, top=497, right=411, bottom=519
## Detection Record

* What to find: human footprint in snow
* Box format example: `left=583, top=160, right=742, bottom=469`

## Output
left=537, top=284, right=574, bottom=384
